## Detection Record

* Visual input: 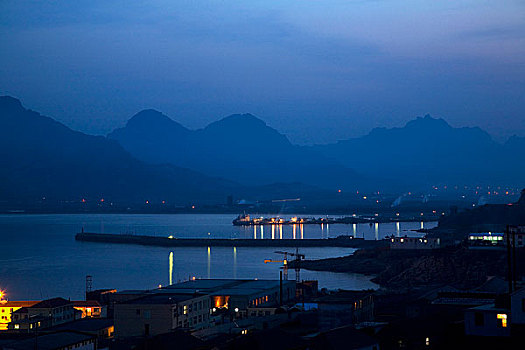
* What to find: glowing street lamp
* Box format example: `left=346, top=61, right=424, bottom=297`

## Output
left=0, top=290, right=5, bottom=301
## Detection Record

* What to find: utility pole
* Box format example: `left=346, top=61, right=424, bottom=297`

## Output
left=86, top=275, right=93, bottom=300
left=279, top=271, right=283, bottom=306
left=507, top=225, right=513, bottom=294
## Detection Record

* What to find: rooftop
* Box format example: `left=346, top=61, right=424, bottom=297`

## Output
left=212, top=288, right=268, bottom=296
left=0, top=301, right=39, bottom=308
left=2, top=331, right=95, bottom=350
left=315, top=290, right=373, bottom=304
left=162, top=279, right=289, bottom=295
left=49, top=318, right=113, bottom=332
left=31, top=297, right=72, bottom=308
left=72, top=300, right=102, bottom=307
left=469, top=303, right=508, bottom=313
left=124, top=293, right=202, bottom=305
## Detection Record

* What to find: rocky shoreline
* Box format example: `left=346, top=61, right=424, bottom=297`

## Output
left=296, top=246, right=515, bottom=291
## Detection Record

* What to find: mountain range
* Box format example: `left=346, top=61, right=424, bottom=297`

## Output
left=108, top=110, right=364, bottom=189
left=1, top=95, right=524, bottom=206
left=312, top=115, right=525, bottom=186
left=0, top=96, right=239, bottom=204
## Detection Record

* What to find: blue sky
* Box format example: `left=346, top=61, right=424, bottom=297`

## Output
left=1, top=0, right=524, bottom=143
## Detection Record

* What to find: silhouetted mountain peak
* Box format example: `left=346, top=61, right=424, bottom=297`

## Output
left=108, top=109, right=190, bottom=142
left=127, top=109, right=187, bottom=130
left=202, top=113, right=290, bottom=145
left=205, top=113, right=267, bottom=131
left=0, top=96, right=24, bottom=115
left=405, top=114, right=451, bottom=130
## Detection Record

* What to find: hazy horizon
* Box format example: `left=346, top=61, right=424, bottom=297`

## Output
left=1, top=0, right=524, bottom=144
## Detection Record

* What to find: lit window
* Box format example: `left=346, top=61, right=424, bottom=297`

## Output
left=497, top=313, right=507, bottom=328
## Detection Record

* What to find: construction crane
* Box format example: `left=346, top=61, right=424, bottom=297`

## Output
left=264, top=255, right=289, bottom=280
left=274, top=248, right=305, bottom=283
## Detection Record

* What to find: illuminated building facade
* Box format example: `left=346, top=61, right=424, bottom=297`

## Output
left=389, top=236, right=440, bottom=249
left=468, top=232, right=504, bottom=246
left=8, top=297, right=75, bottom=332
left=0, top=301, right=38, bottom=331
left=73, top=300, right=106, bottom=318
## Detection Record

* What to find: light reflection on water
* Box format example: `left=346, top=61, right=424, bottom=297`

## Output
left=0, top=214, right=435, bottom=300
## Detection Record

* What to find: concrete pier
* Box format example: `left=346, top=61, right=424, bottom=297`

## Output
left=75, top=232, right=387, bottom=248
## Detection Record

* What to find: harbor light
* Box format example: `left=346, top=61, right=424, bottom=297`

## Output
left=234, top=307, right=239, bottom=313
left=168, top=235, right=174, bottom=239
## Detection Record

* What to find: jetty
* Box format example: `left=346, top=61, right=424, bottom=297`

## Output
left=75, top=232, right=387, bottom=248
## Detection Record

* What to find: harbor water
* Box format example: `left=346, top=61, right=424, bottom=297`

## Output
left=0, top=214, right=436, bottom=300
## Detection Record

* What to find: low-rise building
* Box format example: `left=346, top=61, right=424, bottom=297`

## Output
left=389, top=236, right=440, bottom=250
left=315, top=291, right=374, bottom=330
left=49, top=317, right=114, bottom=341
left=1, top=330, right=96, bottom=350
left=468, top=232, right=504, bottom=247
left=464, top=304, right=510, bottom=337
left=111, top=278, right=297, bottom=338
left=114, top=293, right=210, bottom=338
left=0, top=301, right=38, bottom=331
left=73, top=300, right=107, bottom=318
left=8, top=297, right=75, bottom=332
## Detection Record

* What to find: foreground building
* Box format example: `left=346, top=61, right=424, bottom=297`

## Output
left=112, top=278, right=296, bottom=338
left=8, top=297, right=75, bottom=332
left=0, top=301, right=38, bottom=331
left=114, top=293, right=210, bottom=338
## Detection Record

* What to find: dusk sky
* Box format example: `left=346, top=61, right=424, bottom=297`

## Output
left=1, top=0, right=524, bottom=144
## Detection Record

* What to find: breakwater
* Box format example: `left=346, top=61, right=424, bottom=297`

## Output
left=75, top=232, right=387, bottom=248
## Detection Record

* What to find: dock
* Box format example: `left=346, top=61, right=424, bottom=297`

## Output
left=75, top=232, right=387, bottom=248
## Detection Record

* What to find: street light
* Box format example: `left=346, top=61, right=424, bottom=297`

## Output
left=0, top=290, right=5, bottom=301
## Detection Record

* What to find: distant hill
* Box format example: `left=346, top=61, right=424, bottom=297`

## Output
left=109, top=112, right=368, bottom=190
left=0, top=96, right=239, bottom=204
left=312, top=115, right=525, bottom=187
left=436, top=189, right=525, bottom=233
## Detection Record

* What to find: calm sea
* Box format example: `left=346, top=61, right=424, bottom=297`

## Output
left=0, top=214, right=436, bottom=300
